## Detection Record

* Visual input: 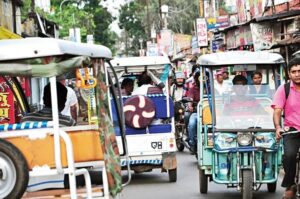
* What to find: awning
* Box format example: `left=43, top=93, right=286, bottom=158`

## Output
left=0, top=26, right=22, bottom=39
left=271, top=34, right=300, bottom=49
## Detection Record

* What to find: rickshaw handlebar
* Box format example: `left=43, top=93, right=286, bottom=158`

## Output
left=280, top=130, right=300, bottom=136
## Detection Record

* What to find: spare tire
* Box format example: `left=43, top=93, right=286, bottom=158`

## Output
left=123, top=95, right=155, bottom=128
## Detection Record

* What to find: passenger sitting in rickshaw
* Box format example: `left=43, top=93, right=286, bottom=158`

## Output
left=187, top=70, right=200, bottom=154
left=21, top=82, right=76, bottom=126
left=131, top=71, right=163, bottom=95
left=223, top=75, right=266, bottom=116
left=121, top=78, right=134, bottom=96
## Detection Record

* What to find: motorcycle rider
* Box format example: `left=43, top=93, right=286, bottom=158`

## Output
left=171, top=71, right=185, bottom=102
left=186, top=70, right=200, bottom=154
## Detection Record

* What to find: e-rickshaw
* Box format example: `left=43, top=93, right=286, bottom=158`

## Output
left=0, top=38, right=130, bottom=198
left=109, top=56, right=177, bottom=182
left=197, top=51, right=285, bottom=198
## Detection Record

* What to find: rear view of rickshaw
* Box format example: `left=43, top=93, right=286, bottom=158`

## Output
left=0, top=38, right=130, bottom=198
left=197, top=51, right=285, bottom=199
left=109, top=56, right=177, bottom=182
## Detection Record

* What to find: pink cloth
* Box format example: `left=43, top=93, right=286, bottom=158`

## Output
left=271, top=81, right=300, bottom=130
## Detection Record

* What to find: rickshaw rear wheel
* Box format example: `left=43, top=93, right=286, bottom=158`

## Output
left=267, top=182, right=277, bottom=192
left=199, top=169, right=208, bottom=193
left=242, top=170, right=253, bottom=199
left=0, top=139, right=29, bottom=199
left=168, top=169, right=177, bottom=182
left=176, top=141, right=185, bottom=152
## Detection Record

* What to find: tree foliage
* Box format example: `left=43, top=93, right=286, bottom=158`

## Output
left=21, top=0, right=118, bottom=53
left=118, top=0, right=199, bottom=55
left=119, top=2, right=147, bottom=56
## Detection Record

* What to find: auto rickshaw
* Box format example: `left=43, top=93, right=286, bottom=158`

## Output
left=0, top=38, right=130, bottom=198
left=197, top=51, right=285, bottom=199
left=109, top=56, right=177, bottom=182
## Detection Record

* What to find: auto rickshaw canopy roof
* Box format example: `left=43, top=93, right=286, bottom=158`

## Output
left=197, top=51, right=285, bottom=66
left=0, top=38, right=112, bottom=77
left=110, top=56, right=171, bottom=73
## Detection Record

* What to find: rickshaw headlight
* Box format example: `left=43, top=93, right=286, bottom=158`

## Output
left=237, top=132, right=253, bottom=146
left=178, top=108, right=183, bottom=114
left=255, top=133, right=276, bottom=149
left=214, top=133, right=237, bottom=150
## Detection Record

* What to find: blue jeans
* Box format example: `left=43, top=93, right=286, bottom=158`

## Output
left=188, top=113, right=197, bottom=147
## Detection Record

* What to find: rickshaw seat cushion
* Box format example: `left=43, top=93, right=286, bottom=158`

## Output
left=7, top=130, right=104, bottom=169
left=203, top=105, right=212, bottom=124
left=124, top=124, right=172, bottom=135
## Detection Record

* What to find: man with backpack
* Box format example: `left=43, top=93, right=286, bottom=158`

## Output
left=272, top=56, right=300, bottom=198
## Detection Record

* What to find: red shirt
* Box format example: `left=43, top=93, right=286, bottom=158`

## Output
left=188, top=82, right=200, bottom=103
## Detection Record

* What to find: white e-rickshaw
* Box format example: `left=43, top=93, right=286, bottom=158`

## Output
left=109, top=56, right=177, bottom=182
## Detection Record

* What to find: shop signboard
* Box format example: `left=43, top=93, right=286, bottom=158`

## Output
left=147, top=43, right=159, bottom=56
left=192, top=35, right=200, bottom=54
left=216, top=16, right=230, bottom=28
left=226, top=29, right=237, bottom=49
left=249, top=0, right=263, bottom=18
left=207, top=16, right=230, bottom=30
left=196, top=18, right=208, bottom=47
left=237, top=0, right=247, bottom=23
left=173, top=34, right=192, bottom=54
left=157, top=29, right=173, bottom=55
left=250, top=22, right=280, bottom=51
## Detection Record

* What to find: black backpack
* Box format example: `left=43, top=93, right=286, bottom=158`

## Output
left=284, top=82, right=291, bottom=100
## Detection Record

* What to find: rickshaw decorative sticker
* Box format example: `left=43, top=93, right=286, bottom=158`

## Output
left=96, top=71, right=122, bottom=197
left=0, top=77, right=14, bottom=124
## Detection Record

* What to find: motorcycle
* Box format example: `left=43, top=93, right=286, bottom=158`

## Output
left=174, top=97, right=197, bottom=153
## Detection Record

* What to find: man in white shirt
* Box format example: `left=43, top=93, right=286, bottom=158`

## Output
left=132, top=72, right=159, bottom=95
left=61, top=86, right=78, bottom=123
left=214, top=71, right=231, bottom=95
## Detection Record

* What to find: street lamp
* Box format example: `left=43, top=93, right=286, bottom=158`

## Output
left=139, top=39, right=143, bottom=50
left=161, top=5, right=169, bottom=29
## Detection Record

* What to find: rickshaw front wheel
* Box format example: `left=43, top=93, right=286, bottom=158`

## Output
left=168, top=169, right=177, bottom=182
left=267, top=182, right=277, bottom=192
left=242, top=170, right=253, bottom=199
left=0, top=139, right=29, bottom=199
left=199, top=169, right=208, bottom=193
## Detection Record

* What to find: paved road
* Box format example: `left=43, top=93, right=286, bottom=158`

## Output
left=120, top=150, right=284, bottom=199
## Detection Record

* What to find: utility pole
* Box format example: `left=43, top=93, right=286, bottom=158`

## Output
left=158, top=0, right=162, bottom=30
left=146, top=0, right=151, bottom=39
left=31, top=0, right=35, bottom=12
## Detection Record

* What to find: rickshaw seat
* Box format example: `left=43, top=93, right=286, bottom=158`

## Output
left=202, top=101, right=212, bottom=125
left=7, top=127, right=104, bottom=170
left=111, top=94, right=174, bottom=135
left=125, top=124, right=172, bottom=135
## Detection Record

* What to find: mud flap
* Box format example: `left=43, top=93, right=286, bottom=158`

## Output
left=162, top=152, right=177, bottom=170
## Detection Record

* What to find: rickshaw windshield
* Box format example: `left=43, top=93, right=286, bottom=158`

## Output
left=215, top=88, right=274, bottom=129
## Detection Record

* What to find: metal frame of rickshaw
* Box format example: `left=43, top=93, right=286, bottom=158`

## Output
left=109, top=56, right=177, bottom=181
left=0, top=38, right=130, bottom=199
left=196, top=51, right=286, bottom=194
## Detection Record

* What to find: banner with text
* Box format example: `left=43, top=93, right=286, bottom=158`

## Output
left=196, top=18, right=208, bottom=47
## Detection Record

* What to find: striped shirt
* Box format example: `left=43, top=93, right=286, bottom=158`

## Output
left=21, top=108, right=76, bottom=127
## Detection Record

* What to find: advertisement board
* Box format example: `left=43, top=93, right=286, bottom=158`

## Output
left=196, top=18, right=208, bottom=47
left=147, top=43, right=159, bottom=56
left=173, top=34, right=192, bottom=54
left=157, top=29, right=173, bottom=55
left=250, top=22, right=280, bottom=51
